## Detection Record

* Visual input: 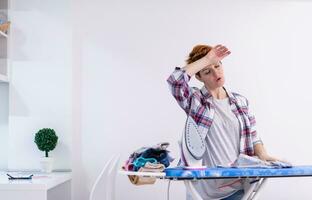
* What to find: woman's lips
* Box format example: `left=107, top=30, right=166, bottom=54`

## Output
left=216, top=77, right=222, bottom=81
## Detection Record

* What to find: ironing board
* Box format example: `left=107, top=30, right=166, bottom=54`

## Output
left=120, top=165, right=312, bottom=200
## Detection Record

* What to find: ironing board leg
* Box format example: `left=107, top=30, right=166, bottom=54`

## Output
left=242, top=180, right=258, bottom=200
left=166, top=180, right=171, bottom=200
left=241, top=178, right=268, bottom=200
left=250, top=178, right=268, bottom=200
left=184, top=180, right=203, bottom=200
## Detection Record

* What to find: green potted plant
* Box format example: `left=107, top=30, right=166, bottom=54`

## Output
left=34, top=128, right=58, bottom=173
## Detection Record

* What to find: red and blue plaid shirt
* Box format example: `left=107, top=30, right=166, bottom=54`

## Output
left=167, top=67, right=262, bottom=156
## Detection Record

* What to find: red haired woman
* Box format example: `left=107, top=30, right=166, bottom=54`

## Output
left=167, top=44, right=279, bottom=200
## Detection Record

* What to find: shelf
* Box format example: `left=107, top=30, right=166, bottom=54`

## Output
left=0, top=30, right=8, bottom=38
left=0, top=73, right=8, bottom=83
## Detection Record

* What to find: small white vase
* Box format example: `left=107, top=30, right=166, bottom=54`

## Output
left=40, top=157, right=54, bottom=173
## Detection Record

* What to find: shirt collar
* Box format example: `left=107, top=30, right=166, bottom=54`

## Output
left=200, top=86, right=237, bottom=105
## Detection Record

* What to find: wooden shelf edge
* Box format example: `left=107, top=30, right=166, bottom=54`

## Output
left=0, top=74, right=9, bottom=83
left=0, top=30, right=8, bottom=38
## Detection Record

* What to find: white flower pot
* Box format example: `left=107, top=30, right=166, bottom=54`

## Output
left=40, top=157, right=54, bottom=173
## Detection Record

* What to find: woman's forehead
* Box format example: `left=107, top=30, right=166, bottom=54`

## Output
left=202, top=62, right=222, bottom=71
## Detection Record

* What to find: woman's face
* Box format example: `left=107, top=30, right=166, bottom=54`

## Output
left=196, top=62, right=225, bottom=90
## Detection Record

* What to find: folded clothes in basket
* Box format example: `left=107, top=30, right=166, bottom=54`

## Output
left=140, top=162, right=166, bottom=172
left=123, top=142, right=174, bottom=186
left=124, top=142, right=174, bottom=171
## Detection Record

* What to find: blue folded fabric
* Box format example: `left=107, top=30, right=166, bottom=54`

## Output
left=269, top=160, right=292, bottom=168
left=133, top=157, right=158, bottom=171
left=217, top=154, right=292, bottom=169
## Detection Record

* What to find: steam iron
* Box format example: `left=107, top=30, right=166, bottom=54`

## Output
left=181, top=116, right=206, bottom=167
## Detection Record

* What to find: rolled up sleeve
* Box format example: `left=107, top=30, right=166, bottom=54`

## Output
left=167, top=67, right=194, bottom=114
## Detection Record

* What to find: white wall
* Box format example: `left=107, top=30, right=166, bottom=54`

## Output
left=7, top=0, right=72, bottom=171
left=73, top=0, right=312, bottom=200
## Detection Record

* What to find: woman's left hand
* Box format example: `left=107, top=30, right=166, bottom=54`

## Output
left=254, top=143, right=285, bottom=162
left=258, top=154, right=279, bottom=162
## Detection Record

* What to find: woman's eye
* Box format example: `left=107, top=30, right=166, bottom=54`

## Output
left=205, top=71, right=210, bottom=74
left=215, top=65, right=220, bottom=68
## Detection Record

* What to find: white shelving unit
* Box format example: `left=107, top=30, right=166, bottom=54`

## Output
left=0, top=0, right=10, bottom=170
left=0, top=30, right=8, bottom=38
left=0, top=73, right=8, bottom=82
left=0, top=0, right=9, bottom=83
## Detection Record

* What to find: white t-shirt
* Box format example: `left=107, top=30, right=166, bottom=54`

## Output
left=187, top=97, right=243, bottom=200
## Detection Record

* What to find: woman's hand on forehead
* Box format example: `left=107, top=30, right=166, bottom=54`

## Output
left=204, top=44, right=231, bottom=64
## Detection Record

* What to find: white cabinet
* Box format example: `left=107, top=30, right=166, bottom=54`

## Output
left=0, top=172, right=72, bottom=200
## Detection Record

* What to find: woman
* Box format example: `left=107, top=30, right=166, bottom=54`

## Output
left=167, top=44, right=279, bottom=200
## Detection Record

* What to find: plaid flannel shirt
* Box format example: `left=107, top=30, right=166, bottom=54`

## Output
left=167, top=67, right=262, bottom=156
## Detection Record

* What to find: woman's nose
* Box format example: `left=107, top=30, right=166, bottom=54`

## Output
left=211, top=70, right=218, bottom=77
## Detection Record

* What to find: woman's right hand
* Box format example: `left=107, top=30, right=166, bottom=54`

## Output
left=183, top=44, right=231, bottom=77
left=204, top=45, right=231, bottom=64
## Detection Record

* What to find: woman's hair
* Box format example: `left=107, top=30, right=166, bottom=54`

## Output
left=186, top=44, right=212, bottom=77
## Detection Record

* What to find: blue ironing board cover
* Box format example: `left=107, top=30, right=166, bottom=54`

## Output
left=165, top=166, right=312, bottom=179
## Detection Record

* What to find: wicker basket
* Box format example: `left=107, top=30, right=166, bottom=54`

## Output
left=0, top=21, right=10, bottom=33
